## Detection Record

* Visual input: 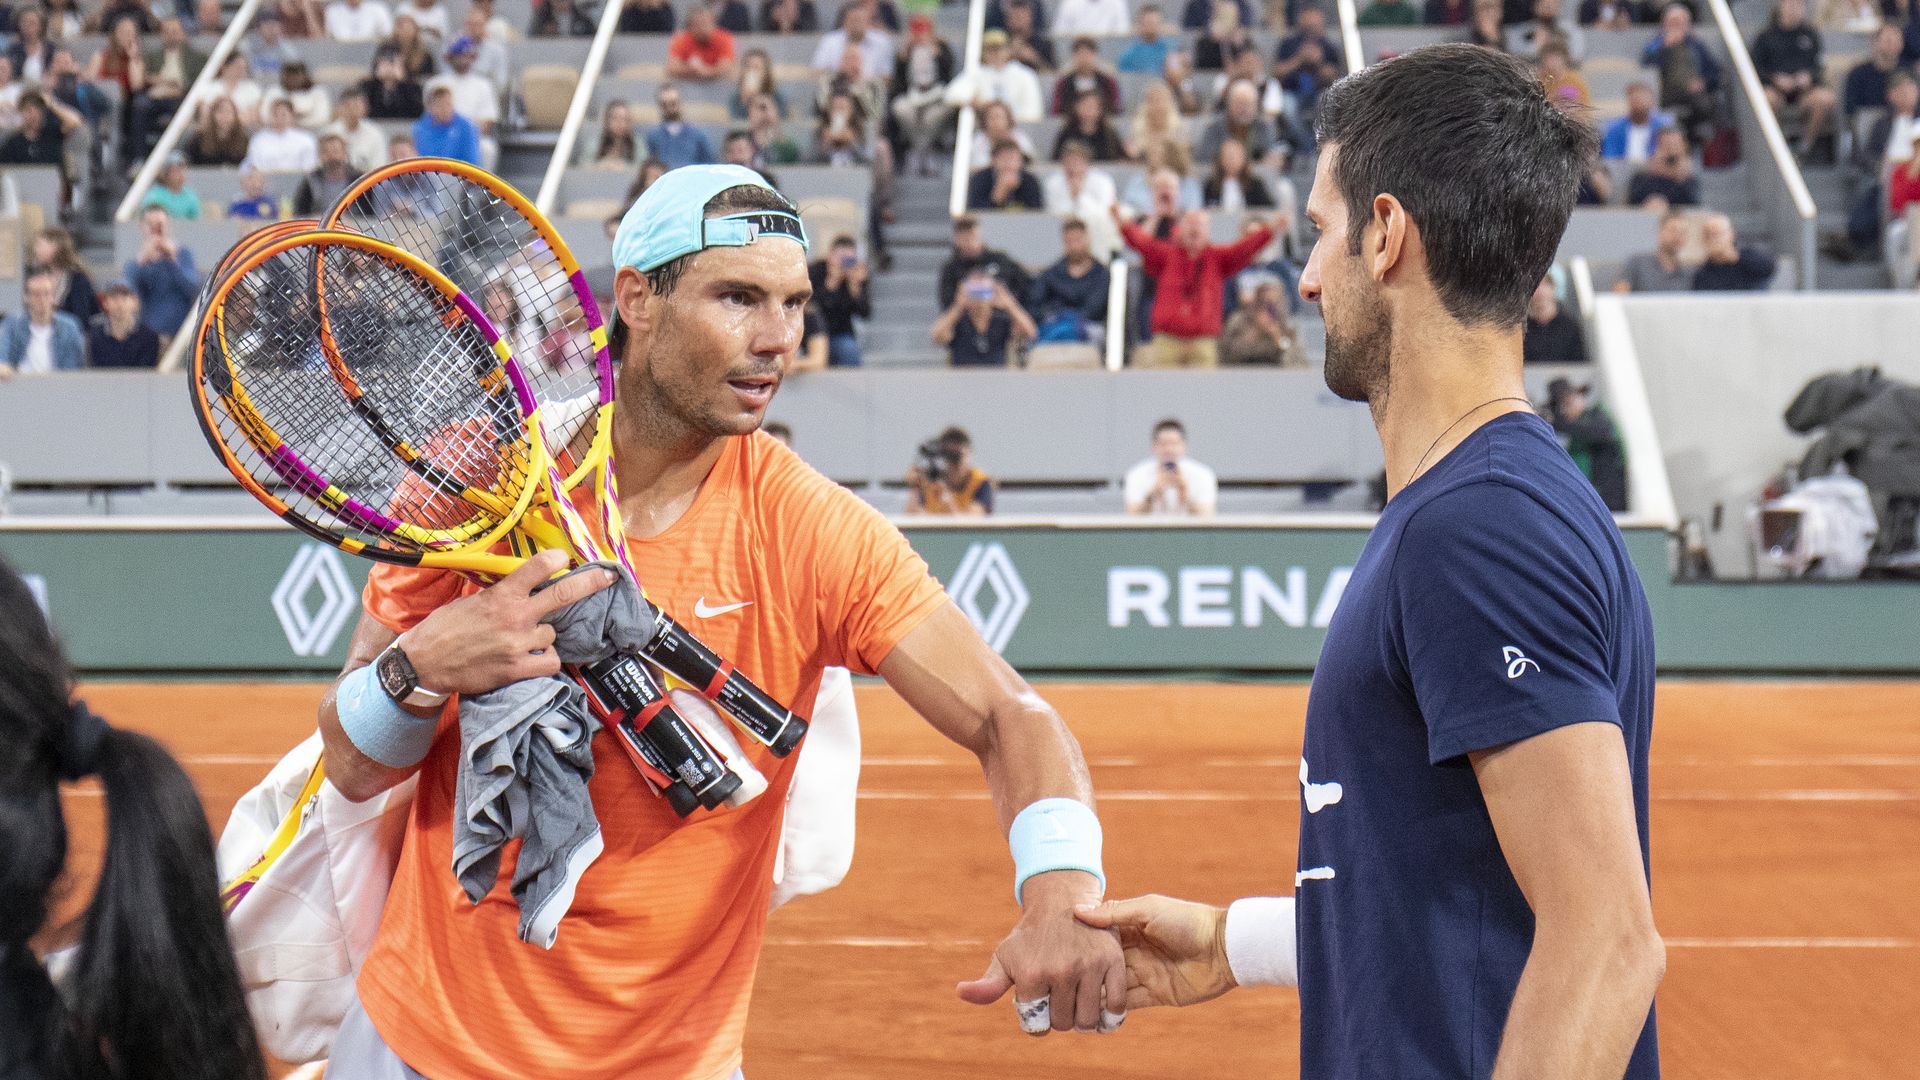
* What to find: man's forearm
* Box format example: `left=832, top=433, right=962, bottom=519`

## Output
left=1491, top=923, right=1664, bottom=1080
left=978, top=695, right=1095, bottom=833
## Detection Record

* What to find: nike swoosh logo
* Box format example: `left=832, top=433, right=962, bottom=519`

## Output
left=693, top=598, right=754, bottom=618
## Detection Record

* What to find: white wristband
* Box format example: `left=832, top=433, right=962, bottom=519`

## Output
left=1007, top=798, right=1105, bottom=905
left=1223, top=896, right=1298, bottom=988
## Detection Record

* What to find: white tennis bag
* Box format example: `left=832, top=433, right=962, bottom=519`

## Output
left=216, top=733, right=416, bottom=1064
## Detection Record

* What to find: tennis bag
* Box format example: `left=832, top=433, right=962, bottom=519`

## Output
left=216, top=732, right=416, bottom=1064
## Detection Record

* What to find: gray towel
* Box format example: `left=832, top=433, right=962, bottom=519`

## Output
left=544, top=560, right=662, bottom=662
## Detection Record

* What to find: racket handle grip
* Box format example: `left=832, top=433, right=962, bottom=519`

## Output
left=575, top=653, right=741, bottom=810
left=641, top=616, right=810, bottom=757
left=609, top=719, right=701, bottom=818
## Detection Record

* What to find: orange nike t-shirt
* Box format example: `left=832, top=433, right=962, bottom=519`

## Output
left=354, top=432, right=948, bottom=1080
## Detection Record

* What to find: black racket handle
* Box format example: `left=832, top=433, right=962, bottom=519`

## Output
left=608, top=719, right=701, bottom=818
left=640, top=616, right=810, bottom=757
left=575, top=653, right=741, bottom=809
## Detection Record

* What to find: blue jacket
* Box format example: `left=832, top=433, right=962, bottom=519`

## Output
left=125, top=249, right=200, bottom=335
left=1600, top=111, right=1675, bottom=159
left=413, top=113, right=482, bottom=165
left=645, top=122, right=714, bottom=170
left=0, top=310, right=86, bottom=371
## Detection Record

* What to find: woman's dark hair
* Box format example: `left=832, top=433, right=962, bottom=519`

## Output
left=0, top=558, right=264, bottom=1080
left=1314, top=42, right=1595, bottom=327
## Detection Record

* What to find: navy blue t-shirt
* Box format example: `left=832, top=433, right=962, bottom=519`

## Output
left=1297, top=411, right=1658, bottom=1079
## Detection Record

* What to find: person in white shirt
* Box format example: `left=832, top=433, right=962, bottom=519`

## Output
left=1052, top=0, right=1129, bottom=36
left=429, top=39, right=500, bottom=132
left=1043, top=138, right=1120, bottom=258
left=324, top=88, right=391, bottom=170
left=324, top=0, right=394, bottom=42
left=244, top=98, right=320, bottom=172
left=201, top=53, right=265, bottom=127
left=810, top=0, right=894, bottom=80
left=1123, top=418, right=1219, bottom=516
left=261, top=61, right=333, bottom=129
left=945, top=29, right=1044, bottom=123
left=458, top=8, right=512, bottom=88
left=400, top=0, right=451, bottom=42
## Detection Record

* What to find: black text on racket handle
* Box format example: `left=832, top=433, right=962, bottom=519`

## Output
left=641, top=617, right=810, bottom=757
left=574, top=654, right=742, bottom=811
left=567, top=662, right=700, bottom=817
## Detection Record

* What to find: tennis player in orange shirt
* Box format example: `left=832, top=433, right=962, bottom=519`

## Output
left=313, top=165, right=1124, bottom=1080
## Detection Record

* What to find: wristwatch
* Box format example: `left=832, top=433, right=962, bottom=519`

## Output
left=374, top=638, right=450, bottom=708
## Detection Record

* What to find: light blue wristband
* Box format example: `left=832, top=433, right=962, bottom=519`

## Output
left=336, top=663, right=440, bottom=769
left=1009, top=797, right=1105, bottom=905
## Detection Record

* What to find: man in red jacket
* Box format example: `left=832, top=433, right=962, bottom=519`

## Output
left=1114, top=203, right=1273, bottom=367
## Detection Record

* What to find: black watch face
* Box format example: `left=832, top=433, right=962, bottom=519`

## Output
left=377, top=647, right=416, bottom=701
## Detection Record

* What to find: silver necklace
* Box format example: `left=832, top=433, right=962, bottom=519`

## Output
left=1407, top=396, right=1534, bottom=486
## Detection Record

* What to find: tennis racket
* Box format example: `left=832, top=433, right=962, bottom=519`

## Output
left=323, top=158, right=809, bottom=758
left=190, top=228, right=745, bottom=815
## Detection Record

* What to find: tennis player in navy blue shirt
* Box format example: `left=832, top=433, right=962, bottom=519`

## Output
left=1078, top=45, right=1664, bottom=1080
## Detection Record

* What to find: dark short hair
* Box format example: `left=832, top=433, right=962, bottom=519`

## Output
left=938, top=426, right=972, bottom=450
left=100, top=283, right=136, bottom=300
left=1153, top=417, right=1185, bottom=438
left=1892, top=71, right=1917, bottom=90
left=953, top=214, right=979, bottom=233
left=1314, top=43, right=1595, bottom=328
left=1059, top=136, right=1093, bottom=159
left=17, top=90, right=45, bottom=111
left=1061, top=217, right=1088, bottom=234
left=830, top=232, right=857, bottom=248
left=1072, top=35, right=1098, bottom=52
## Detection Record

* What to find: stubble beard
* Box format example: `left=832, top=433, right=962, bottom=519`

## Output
left=1320, top=278, right=1392, bottom=406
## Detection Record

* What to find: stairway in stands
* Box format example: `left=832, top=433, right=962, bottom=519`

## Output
left=861, top=163, right=954, bottom=367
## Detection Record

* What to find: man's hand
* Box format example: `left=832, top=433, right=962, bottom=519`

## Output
left=1073, top=894, right=1238, bottom=1009
left=401, top=550, right=614, bottom=696
left=957, top=870, right=1127, bottom=1034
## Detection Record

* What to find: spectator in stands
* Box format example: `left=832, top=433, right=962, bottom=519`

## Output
left=1116, top=204, right=1273, bottom=367
left=1537, top=41, right=1589, bottom=105
left=1467, top=0, right=1507, bottom=48
left=1884, top=128, right=1920, bottom=255
left=1197, top=80, right=1279, bottom=170
left=1051, top=37, right=1122, bottom=116
left=1858, top=72, right=1920, bottom=168
left=1194, top=1, right=1254, bottom=72
left=0, top=58, right=26, bottom=130
left=294, top=132, right=358, bottom=212
left=1119, top=5, right=1172, bottom=74
left=473, top=0, right=516, bottom=49
left=969, top=138, right=1044, bottom=209
left=1642, top=2, right=1720, bottom=145
left=891, top=15, right=956, bottom=175
left=1275, top=7, right=1341, bottom=104
left=1001, top=0, right=1057, bottom=72
left=1751, top=0, right=1838, bottom=161
left=1221, top=276, right=1298, bottom=364
left=87, top=284, right=161, bottom=367
left=731, top=48, right=786, bottom=120
left=711, top=0, right=754, bottom=32
left=1601, top=81, right=1673, bottom=161
left=9, top=8, right=54, bottom=81
left=1522, top=276, right=1587, bottom=363
left=411, top=83, right=480, bottom=163
left=946, top=28, right=1044, bottom=122
left=245, top=98, right=319, bottom=171
left=625, top=157, right=669, bottom=200
left=1202, top=136, right=1275, bottom=209
left=0, top=92, right=77, bottom=170
left=669, top=5, right=738, bottom=82
left=386, top=14, right=440, bottom=78
left=46, top=44, right=108, bottom=132
left=1121, top=151, right=1202, bottom=211
left=1128, top=81, right=1193, bottom=160
left=1045, top=138, right=1120, bottom=252
left=0, top=270, right=85, bottom=374
left=363, top=48, right=425, bottom=118
left=746, top=91, right=802, bottom=163
left=934, top=271, right=1037, bottom=367
left=1054, top=0, right=1127, bottom=34
left=1052, top=88, right=1127, bottom=159
left=969, top=99, right=1035, bottom=166
left=590, top=99, right=638, bottom=164
left=326, top=88, right=388, bottom=170
left=86, top=15, right=144, bottom=108
left=226, top=165, right=279, bottom=218
left=1360, top=0, right=1421, bottom=24
left=249, top=12, right=300, bottom=80
left=1124, top=418, right=1219, bottom=515
left=140, top=153, right=202, bottom=219
left=1030, top=217, right=1110, bottom=339
left=1692, top=213, right=1777, bottom=289
left=1179, top=0, right=1252, bottom=29
left=619, top=0, right=675, bottom=32
left=1627, top=126, right=1699, bottom=207
left=201, top=54, right=264, bottom=128
left=326, top=0, right=395, bottom=42
left=1162, top=47, right=1205, bottom=114
left=810, top=87, right=871, bottom=165
left=907, top=426, right=997, bottom=513
left=1842, top=23, right=1907, bottom=118
left=815, top=41, right=885, bottom=130
left=533, top=0, right=596, bottom=36
left=389, top=131, right=416, bottom=161
left=761, top=0, right=818, bottom=32
left=1544, top=377, right=1627, bottom=510
left=940, top=217, right=1034, bottom=307
left=43, top=0, right=84, bottom=40
left=126, top=206, right=198, bottom=342
left=401, top=0, right=452, bottom=41
left=432, top=37, right=500, bottom=159
left=264, top=61, right=332, bottom=129
left=1427, top=0, right=1471, bottom=25
left=1577, top=0, right=1644, bottom=29
left=1615, top=207, right=1693, bottom=291
left=29, top=227, right=98, bottom=327
left=719, top=129, right=776, bottom=182
left=645, top=83, right=714, bottom=168
left=1516, top=0, right=1583, bottom=62
left=807, top=234, right=872, bottom=366
left=129, top=17, right=203, bottom=155
left=813, top=0, right=893, bottom=79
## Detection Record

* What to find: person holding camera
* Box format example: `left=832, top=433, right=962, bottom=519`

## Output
left=1123, top=417, right=1217, bottom=516
left=932, top=269, right=1037, bottom=367
left=908, top=426, right=996, bottom=515
left=1625, top=126, right=1699, bottom=209
left=808, top=233, right=871, bottom=367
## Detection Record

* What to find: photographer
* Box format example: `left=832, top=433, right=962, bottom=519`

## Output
left=808, top=233, right=871, bottom=367
left=932, top=270, right=1037, bottom=367
left=1123, top=417, right=1217, bottom=516
left=907, top=426, right=996, bottom=515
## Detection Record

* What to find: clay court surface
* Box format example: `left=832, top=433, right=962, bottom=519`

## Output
left=50, top=678, right=1920, bottom=1079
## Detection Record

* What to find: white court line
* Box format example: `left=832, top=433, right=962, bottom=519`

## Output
left=766, top=936, right=1914, bottom=950
left=1658, top=790, right=1920, bottom=802
left=864, top=756, right=1144, bottom=768
left=1201, top=756, right=1920, bottom=769
left=181, top=754, right=284, bottom=766
left=857, top=789, right=1920, bottom=802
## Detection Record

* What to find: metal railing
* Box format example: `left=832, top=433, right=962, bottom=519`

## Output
left=115, top=0, right=267, bottom=223
left=534, top=0, right=628, bottom=215
left=1705, top=0, right=1817, bottom=289
left=944, top=0, right=989, bottom=218
left=1335, top=0, right=1367, bottom=74
left=1575, top=257, right=1680, bottom=529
